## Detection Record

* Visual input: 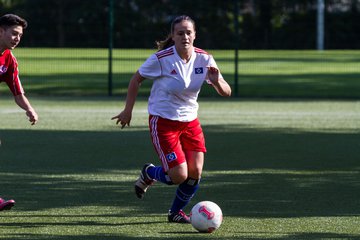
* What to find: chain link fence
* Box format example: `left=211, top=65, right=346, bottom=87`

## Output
left=1, top=0, right=360, bottom=98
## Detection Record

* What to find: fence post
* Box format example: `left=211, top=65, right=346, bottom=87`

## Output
left=234, top=0, right=240, bottom=97
left=317, top=0, right=325, bottom=50
left=108, top=0, right=114, bottom=96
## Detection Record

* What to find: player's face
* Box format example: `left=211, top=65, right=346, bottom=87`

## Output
left=172, top=20, right=196, bottom=52
left=0, top=25, right=23, bottom=51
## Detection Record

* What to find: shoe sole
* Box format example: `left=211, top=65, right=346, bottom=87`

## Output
left=168, top=211, right=191, bottom=224
left=134, top=184, right=145, bottom=199
left=134, top=164, right=155, bottom=199
left=168, top=217, right=191, bottom=224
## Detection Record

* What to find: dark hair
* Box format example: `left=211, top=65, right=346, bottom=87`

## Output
left=156, top=15, right=196, bottom=51
left=0, top=14, right=27, bottom=29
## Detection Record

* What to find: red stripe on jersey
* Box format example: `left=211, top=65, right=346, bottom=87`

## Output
left=194, top=47, right=209, bottom=55
left=156, top=48, right=174, bottom=59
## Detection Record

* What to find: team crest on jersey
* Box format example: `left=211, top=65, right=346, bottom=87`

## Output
left=195, top=67, right=203, bottom=74
left=0, top=65, right=8, bottom=74
left=166, top=152, right=177, bottom=162
left=170, top=69, right=177, bottom=75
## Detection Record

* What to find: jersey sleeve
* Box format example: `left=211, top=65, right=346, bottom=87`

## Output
left=4, top=53, right=25, bottom=96
left=205, top=55, right=224, bottom=85
left=138, top=54, right=162, bottom=79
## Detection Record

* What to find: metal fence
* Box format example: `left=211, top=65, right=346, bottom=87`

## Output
left=1, top=0, right=360, bottom=99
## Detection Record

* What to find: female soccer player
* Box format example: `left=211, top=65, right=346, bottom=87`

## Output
left=0, top=14, right=39, bottom=211
left=112, top=15, right=231, bottom=223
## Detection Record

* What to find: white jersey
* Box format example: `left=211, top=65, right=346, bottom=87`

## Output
left=139, top=46, right=222, bottom=122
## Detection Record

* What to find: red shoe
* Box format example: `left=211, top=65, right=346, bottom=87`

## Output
left=0, top=198, right=15, bottom=211
left=168, top=209, right=191, bottom=224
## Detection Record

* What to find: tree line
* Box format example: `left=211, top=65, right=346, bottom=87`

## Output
left=1, top=0, right=359, bottom=49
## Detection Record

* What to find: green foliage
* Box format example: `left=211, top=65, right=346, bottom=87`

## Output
left=0, top=97, right=360, bottom=239
left=1, top=0, right=360, bottom=49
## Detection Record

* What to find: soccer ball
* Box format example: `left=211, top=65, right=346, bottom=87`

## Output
left=190, top=201, right=223, bottom=233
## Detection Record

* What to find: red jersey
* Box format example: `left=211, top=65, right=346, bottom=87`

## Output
left=0, top=49, right=24, bottom=96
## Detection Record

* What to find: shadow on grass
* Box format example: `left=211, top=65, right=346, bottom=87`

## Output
left=0, top=234, right=156, bottom=240
left=231, top=233, right=360, bottom=240
left=0, top=126, right=359, bottom=239
left=2, top=232, right=359, bottom=240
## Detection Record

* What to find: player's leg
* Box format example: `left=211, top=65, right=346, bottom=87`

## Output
left=134, top=162, right=186, bottom=199
left=146, top=115, right=187, bottom=185
left=168, top=151, right=203, bottom=223
left=135, top=116, right=184, bottom=199
left=135, top=116, right=205, bottom=223
left=186, top=150, right=204, bottom=180
left=168, top=118, right=206, bottom=223
left=139, top=161, right=193, bottom=223
left=134, top=163, right=157, bottom=199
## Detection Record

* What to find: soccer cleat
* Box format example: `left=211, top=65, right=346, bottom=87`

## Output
left=0, top=198, right=15, bottom=211
left=168, top=209, right=191, bottom=224
left=134, top=163, right=155, bottom=199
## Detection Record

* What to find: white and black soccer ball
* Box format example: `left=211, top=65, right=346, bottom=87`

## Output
left=190, top=201, right=223, bottom=233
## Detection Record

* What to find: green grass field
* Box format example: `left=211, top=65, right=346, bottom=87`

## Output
left=1, top=97, right=360, bottom=239
left=1, top=49, right=360, bottom=239
left=1, top=48, right=360, bottom=98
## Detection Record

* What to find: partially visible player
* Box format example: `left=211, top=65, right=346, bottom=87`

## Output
left=0, top=13, right=39, bottom=211
left=112, top=15, right=231, bottom=223
left=0, top=14, right=38, bottom=125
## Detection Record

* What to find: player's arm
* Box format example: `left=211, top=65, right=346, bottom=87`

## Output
left=111, top=71, right=145, bottom=128
left=5, top=56, right=38, bottom=125
left=14, top=94, right=38, bottom=125
left=206, top=66, right=232, bottom=97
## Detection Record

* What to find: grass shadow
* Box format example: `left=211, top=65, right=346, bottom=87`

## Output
left=0, top=126, right=359, bottom=217
left=0, top=125, right=360, bottom=239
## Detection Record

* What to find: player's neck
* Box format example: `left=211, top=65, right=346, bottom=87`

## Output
left=0, top=43, right=6, bottom=55
left=176, top=46, right=193, bottom=63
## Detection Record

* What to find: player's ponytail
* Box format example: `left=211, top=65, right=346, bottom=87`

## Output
left=156, top=34, right=173, bottom=51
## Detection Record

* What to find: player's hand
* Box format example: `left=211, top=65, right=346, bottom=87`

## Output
left=111, top=110, right=131, bottom=129
left=26, top=109, right=38, bottom=125
left=206, top=66, right=220, bottom=84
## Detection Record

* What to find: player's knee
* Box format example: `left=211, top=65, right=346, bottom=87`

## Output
left=170, top=172, right=188, bottom=185
left=168, top=163, right=188, bottom=184
left=189, top=167, right=202, bottom=179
